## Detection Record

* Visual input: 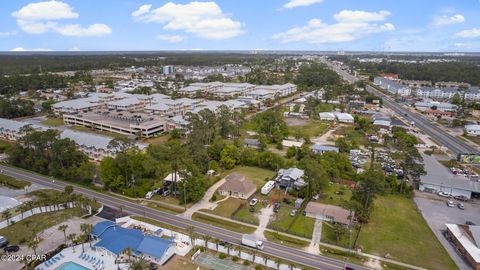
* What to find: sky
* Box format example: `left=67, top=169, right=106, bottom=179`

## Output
left=1, top=0, right=480, bottom=52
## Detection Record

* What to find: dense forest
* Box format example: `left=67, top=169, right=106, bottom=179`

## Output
left=0, top=53, right=282, bottom=75
left=0, top=72, right=92, bottom=95
left=345, top=59, right=480, bottom=85
left=0, top=98, right=35, bottom=118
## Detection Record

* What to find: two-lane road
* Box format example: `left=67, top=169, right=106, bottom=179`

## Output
left=0, top=164, right=367, bottom=270
left=323, top=59, right=478, bottom=155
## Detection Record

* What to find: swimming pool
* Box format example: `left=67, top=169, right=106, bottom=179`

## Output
left=55, top=262, right=91, bottom=270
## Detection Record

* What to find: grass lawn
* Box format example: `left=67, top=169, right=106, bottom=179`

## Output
left=141, top=134, right=171, bottom=145
left=0, top=207, right=87, bottom=245
left=321, top=222, right=352, bottom=247
left=463, top=134, right=480, bottom=146
left=333, top=125, right=367, bottom=146
left=70, top=125, right=129, bottom=140
left=287, top=119, right=330, bottom=138
left=203, top=197, right=243, bottom=218
left=318, top=182, right=352, bottom=207
left=357, top=195, right=457, bottom=270
left=41, top=118, right=64, bottom=127
left=232, top=203, right=260, bottom=225
left=192, top=212, right=256, bottom=234
left=267, top=205, right=315, bottom=238
left=218, top=166, right=276, bottom=188
left=0, top=139, right=15, bottom=153
left=0, top=174, right=31, bottom=189
left=161, top=255, right=208, bottom=270
left=264, top=231, right=309, bottom=249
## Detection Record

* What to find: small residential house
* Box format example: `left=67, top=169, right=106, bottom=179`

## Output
left=445, top=224, right=480, bottom=270
left=334, top=112, right=354, bottom=123
left=465, top=125, right=480, bottom=136
left=217, top=174, right=256, bottom=199
left=282, top=139, right=304, bottom=148
left=311, top=144, right=339, bottom=154
left=275, top=168, right=306, bottom=188
left=304, top=202, right=352, bottom=225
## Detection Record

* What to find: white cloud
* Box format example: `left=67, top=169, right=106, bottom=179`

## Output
left=10, top=47, right=53, bottom=52
left=132, top=1, right=244, bottom=40
left=68, top=46, right=80, bottom=51
left=455, top=28, right=480, bottom=38
left=273, top=10, right=394, bottom=44
left=12, top=0, right=111, bottom=37
left=12, top=0, right=78, bottom=20
left=283, top=0, right=323, bottom=9
left=433, top=14, right=465, bottom=26
left=0, top=31, right=17, bottom=37
left=156, top=34, right=186, bottom=43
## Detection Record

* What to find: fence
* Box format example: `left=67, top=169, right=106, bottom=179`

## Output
left=0, top=202, right=76, bottom=229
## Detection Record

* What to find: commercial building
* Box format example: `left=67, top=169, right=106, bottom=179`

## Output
left=334, top=112, right=354, bottom=123
left=0, top=118, right=43, bottom=141
left=414, top=101, right=458, bottom=112
left=445, top=224, right=480, bottom=270
left=91, top=221, right=175, bottom=266
left=319, top=112, right=336, bottom=121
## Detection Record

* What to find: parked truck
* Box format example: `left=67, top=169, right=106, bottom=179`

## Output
left=241, top=234, right=264, bottom=250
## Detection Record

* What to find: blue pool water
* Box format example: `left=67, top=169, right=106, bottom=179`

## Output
left=55, top=262, right=91, bottom=270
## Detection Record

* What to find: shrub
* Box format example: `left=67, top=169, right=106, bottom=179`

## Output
left=219, top=253, right=227, bottom=259
left=255, top=265, right=263, bottom=270
left=232, top=256, right=239, bottom=262
left=243, top=260, right=250, bottom=266
left=0, top=174, right=30, bottom=189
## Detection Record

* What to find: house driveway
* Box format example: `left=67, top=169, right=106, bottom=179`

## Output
left=254, top=205, right=274, bottom=239
left=181, top=177, right=227, bottom=219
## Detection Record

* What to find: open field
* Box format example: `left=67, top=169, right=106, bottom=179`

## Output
left=286, top=119, right=330, bottom=138
left=203, top=197, right=243, bottom=218
left=141, top=134, right=171, bottom=145
left=0, top=208, right=87, bottom=245
left=40, top=118, right=64, bottom=127
left=317, top=182, right=352, bottom=207
left=268, top=205, right=315, bottom=238
left=357, top=195, right=457, bottom=270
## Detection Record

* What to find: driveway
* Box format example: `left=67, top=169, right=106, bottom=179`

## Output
left=414, top=192, right=480, bottom=270
left=254, top=205, right=274, bottom=239
left=181, top=177, right=227, bottom=219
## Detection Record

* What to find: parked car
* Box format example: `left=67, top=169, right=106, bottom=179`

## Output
left=3, top=245, right=19, bottom=253
left=454, top=195, right=469, bottom=202
left=249, top=198, right=258, bottom=206
left=145, top=191, right=154, bottom=199
left=438, top=191, right=451, bottom=198
left=446, top=200, right=455, bottom=207
left=290, top=209, right=297, bottom=216
left=0, top=236, right=8, bottom=248
left=312, top=194, right=319, bottom=200
left=457, top=203, right=465, bottom=210
left=273, top=202, right=281, bottom=213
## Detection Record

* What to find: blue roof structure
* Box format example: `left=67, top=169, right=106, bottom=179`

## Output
left=92, top=221, right=173, bottom=259
left=136, top=236, right=173, bottom=258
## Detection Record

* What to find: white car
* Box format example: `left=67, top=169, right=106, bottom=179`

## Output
left=249, top=198, right=258, bottom=206
left=438, top=191, right=451, bottom=198
left=446, top=200, right=455, bottom=207
left=145, top=191, right=154, bottom=199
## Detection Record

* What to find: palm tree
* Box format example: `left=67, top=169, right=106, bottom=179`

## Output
left=264, top=255, right=270, bottom=267
left=123, top=247, right=133, bottom=263
left=251, top=249, right=257, bottom=264
left=80, top=223, right=93, bottom=247
left=186, top=226, right=196, bottom=245
left=67, top=233, right=77, bottom=252
left=129, top=256, right=148, bottom=270
left=2, top=209, right=12, bottom=226
left=203, top=235, right=211, bottom=249
left=26, top=201, right=35, bottom=215
left=27, top=238, right=40, bottom=255
left=213, top=238, right=220, bottom=251
left=58, top=224, right=68, bottom=244
left=19, top=204, right=26, bottom=219
left=275, top=258, right=282, bottom=270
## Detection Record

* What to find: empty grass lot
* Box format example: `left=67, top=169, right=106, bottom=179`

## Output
left=40, top=118, right=64, bottom=127
left=268, top=206, right=315, bottom=238
left=0, top=208, right=87, bottom=245
left=286, top=119, right=330, bottom=138
left=318, top=182, right=352, bottom=207
left=264, top=231, right=309, bottom=249
left=357, top=195, right=457, bottom=270
left=202, top=197, right=259, bottom=225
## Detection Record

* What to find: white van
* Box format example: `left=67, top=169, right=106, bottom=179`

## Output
left=145, top=191, right=154, bottom=199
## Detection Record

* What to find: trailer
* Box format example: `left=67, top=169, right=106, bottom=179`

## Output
left=241, top=234, right=264, bottom=250
left=261, top=181, right=275, bottom=195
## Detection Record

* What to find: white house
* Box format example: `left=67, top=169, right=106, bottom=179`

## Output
left=319, top=112, right=336, bottom=121
left=334, top=112, right=354, bottom=123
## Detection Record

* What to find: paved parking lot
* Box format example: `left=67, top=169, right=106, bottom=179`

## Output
left=414, top=192, right=480, bottom=270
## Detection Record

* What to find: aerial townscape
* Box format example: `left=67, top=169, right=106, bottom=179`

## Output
left=0, top=1, right=480, bottom=270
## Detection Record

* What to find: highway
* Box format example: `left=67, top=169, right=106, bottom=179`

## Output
left=323, top=60, right=478, bottom=156
left=0, top=164, right=368, bottom=270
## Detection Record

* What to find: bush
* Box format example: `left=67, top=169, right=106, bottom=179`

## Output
left=243, top=260, right=250, bottom=266
left=255, top=265, right=263, bottom=270
left=232, top=256, right=239, bottom=262
left=0, top=174, right=30, bottom=189
left=219, top=253, right=227, bottom=259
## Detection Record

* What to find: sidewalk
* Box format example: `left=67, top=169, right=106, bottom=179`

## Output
left=196, top=211, right=426, bottom=270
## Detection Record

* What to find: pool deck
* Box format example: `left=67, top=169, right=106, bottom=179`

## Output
left=35, top=244, right=128, bottom=270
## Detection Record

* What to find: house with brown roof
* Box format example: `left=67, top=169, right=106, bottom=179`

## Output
left=304, top=202, right=353, bottom=225
left=217, top=174, right=256, bottom=200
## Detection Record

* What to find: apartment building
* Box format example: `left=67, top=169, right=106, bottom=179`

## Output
left=414, top=101, right=458, bottom=112
left=0, top=119, right=43, bottom=141
left=374, top=77, right=411, bottom=96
